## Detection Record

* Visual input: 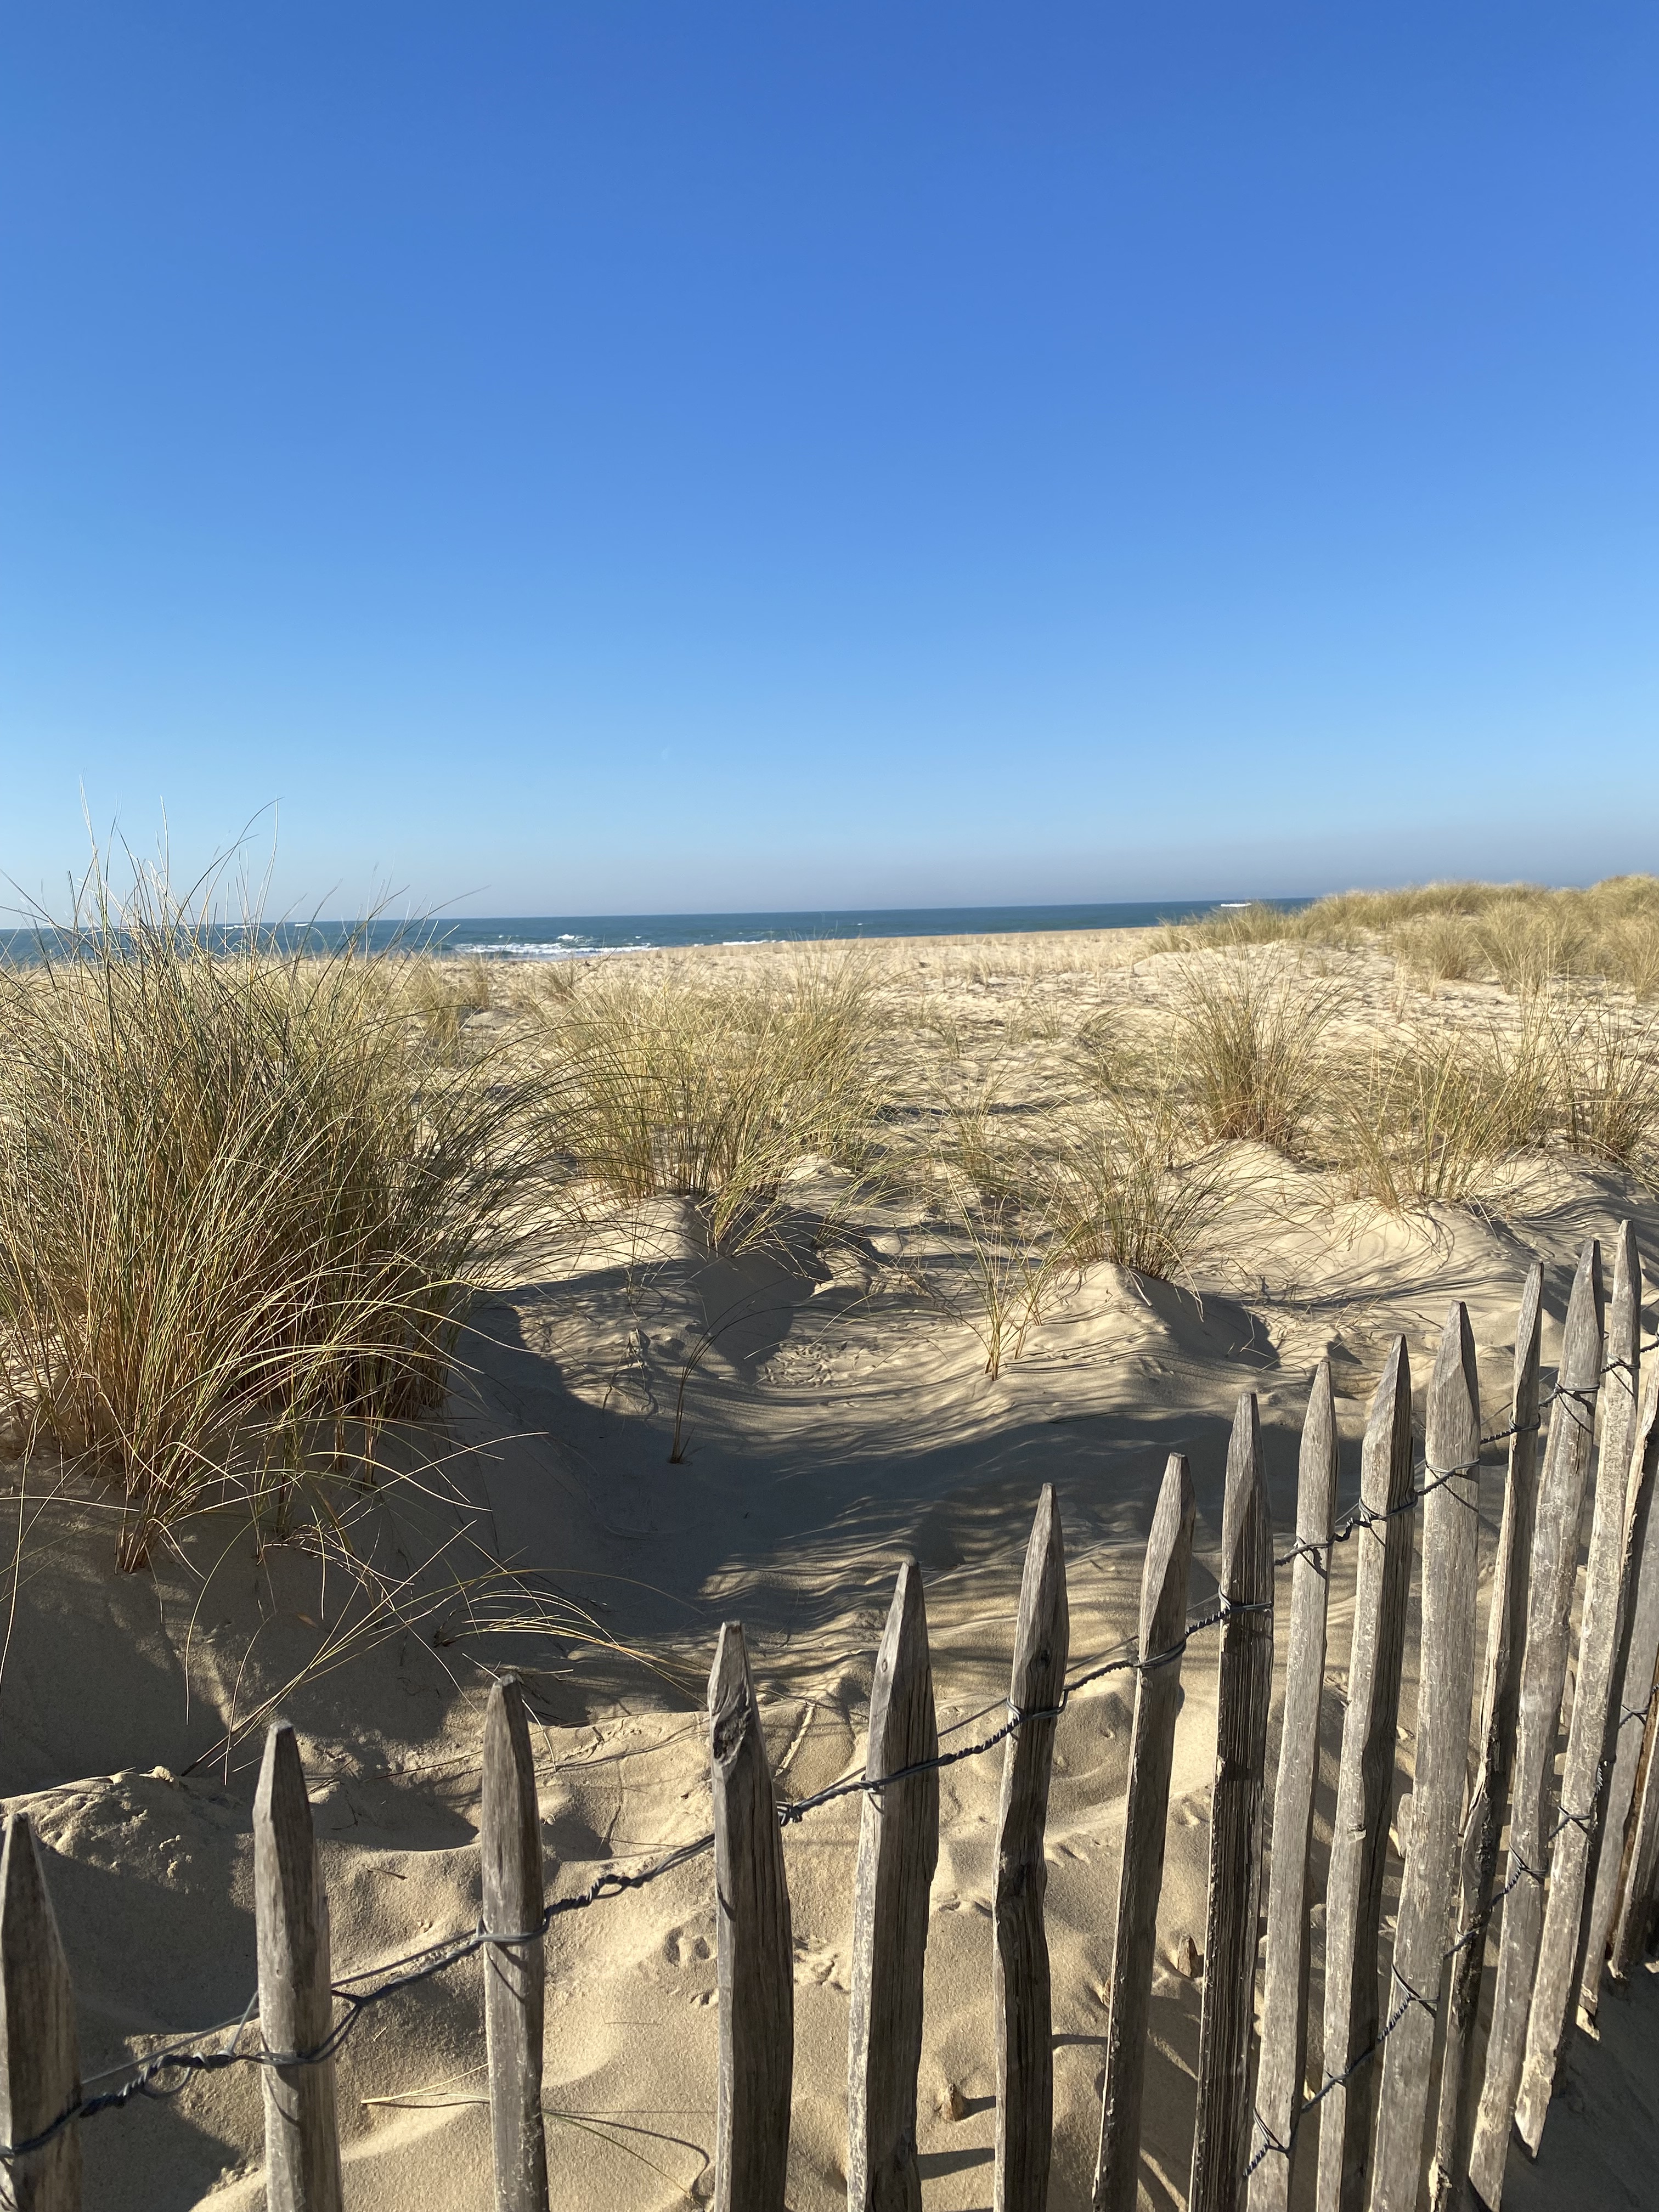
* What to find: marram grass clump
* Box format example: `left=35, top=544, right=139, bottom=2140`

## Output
left=1166, top=955, right=1341, bottom=1153
left=1164, top=875, right=1659, bottom=998
left=0, top=865, right=532, bottom=1568
left=530, top=957, right=882, bottom=1251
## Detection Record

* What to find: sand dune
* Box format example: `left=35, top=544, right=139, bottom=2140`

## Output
left=3, top=930, right=1657, bottom=2209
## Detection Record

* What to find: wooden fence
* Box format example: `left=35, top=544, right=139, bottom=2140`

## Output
left=5, top=1229, right=1659, bottom=2211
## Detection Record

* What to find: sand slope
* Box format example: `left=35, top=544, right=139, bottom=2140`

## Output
left=3, top=947, right=1659, bottom=2208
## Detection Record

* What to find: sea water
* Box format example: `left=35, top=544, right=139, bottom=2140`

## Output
left=0, top=898, right=1311, bottom=966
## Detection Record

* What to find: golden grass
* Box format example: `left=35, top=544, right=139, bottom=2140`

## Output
left=1549, top=1003, right=1659, bottom=1171
left=1319, top=997, right=1659, bottom=1210
left=530, top=956, right=882, bottom=1251
left=925, top=1176, right=1054, bottom=1380
left=506, top=957, right=585, bottom=1012
left=1153, top=901, right=1310, bottom=953
left=0, top=864, right=532, bottom=1567
left=1164, top=876, right=1659, bottom=998
left=915, top=1084, right=1225, bottom=1375
left=1393, top=913, right=1481, bottom=988
left=1042, top=1099, right=1225, bottom=1279
left=1325, top=1039, right=1522, bottom=1210
left=1165, top=956, right=1341, bottom=1151
left=400, top=953, right=494, bottom=1057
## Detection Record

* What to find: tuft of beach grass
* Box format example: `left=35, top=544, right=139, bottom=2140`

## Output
left=0, top=855, right=534, bottom=1568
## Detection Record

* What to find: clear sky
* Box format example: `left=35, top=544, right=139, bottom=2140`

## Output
left=2, top=4, right=1655, bottom=917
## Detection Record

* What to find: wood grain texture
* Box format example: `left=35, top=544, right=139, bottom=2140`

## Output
left=1468, top=1240, right=1604, bottom=2211
left=1094, top=1454, right=1195, bottom=2212
left=1606, top=1394, right=1659, bottom=1986
left=1516, top=1228, right=1645, bottom=2149
left=1431, top=1265, right=1544, bottom=2212
left=1189, top=1395, right=1274, bottom=2212
left=1368, top=1306, right=1481, bottom=2212
left=1250, top=1364, right=1339, bottom=2212
left=708, top=1622, right=793, bottom=2212
left=1314, top=1337, right=1414, bottom=2212
left=994, top=1486, right=1069, bottom=2212
left=1610, top=1635, right=1659, bottom=1980
left=255, top=1722, right=344, bottom=2212
left=847, top=1561, right=939, bottom=2212
left=1583, top=1245, right=1659, bottom=2011
left=482, top=1674, right=550, bottom=2212
left=0, top=1814, right=81, bottom=2212
left=1570, top=1229, right=1650, bottom=2017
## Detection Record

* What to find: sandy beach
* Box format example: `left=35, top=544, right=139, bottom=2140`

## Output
left=4, top=922, right=1658, bottom=2210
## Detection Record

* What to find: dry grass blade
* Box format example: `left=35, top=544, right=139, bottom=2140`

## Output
left=1155, top=901, right=1311, bottom=953
left=0, top=851, right=535, bottom=1567
left=1321, top=996, right=1659, bottom=1210
left=1550, top=1003, right=1659, bottom=1173
left=1043, top=1099, right=1226, bottom=1282
left=187, top=1530, right=649, bottom=1775
left=917, top=1084, right=1224, bottom=1376
left=1393, top=914, right=1479, bottom=988
left=1159, top=877, right=1659, bottom=1003
left=918, top=1092, right=1059, bottom=1379
left=398, top=955, right=494, bottom=1060
left=1327, top=1040, right=1515, bottom=1211
left=531, top=956, right=881, bottom=1251
left=1167, top=955, right=1341, bottom=1152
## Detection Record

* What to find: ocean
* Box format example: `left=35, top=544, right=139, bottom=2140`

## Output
left=422, top=899, right=1317, bottom=958
left=0, top=898, right=1310, bottom=966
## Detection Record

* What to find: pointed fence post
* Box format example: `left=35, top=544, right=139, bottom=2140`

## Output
left=708, top=1622, right=793, bottom=2212
left=1610, top=1402, right=1659, bottom=1990
left=1314, top=1338, right=1414, bottom=2212
left=1369, top=1306, right=1482, bottom=2212
left=1604, top=1649, right=1659, bottom=1985
left=1610, top=1651, right=1659, bottom=1980
left=1469, top=1240, right=1604, bottom=2211
left=994, top=1487, right=1070, bottom=2212
left=1189, top=1395, right=1274, bottom=2212
left=483, top=1674, right=550, bottom=2212
left=847, top=1560, right=938, bottom=2212
left=1250, top=1363, right=1339, bottom=2212
left=255, top=1722, right=345, bottom=2212
left=1583, top=1244, right=1659, bottom=2013
left=1517, top=1230, right=1647, bottom=2151
left=1094, top=1453, right=1196, bottom=2212
left=1431, top=1264, right=1543, bottom=2211
left=0, top=1814, right=82, bottom=2211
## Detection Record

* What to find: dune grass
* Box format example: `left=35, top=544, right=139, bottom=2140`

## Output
left=1547, top=1003, right=1659, bottom=1171
left=505, top=957, right=585, bottom=1013
left=1163, top=875, right=1659, bottom=997
left=530, top=956, right=882, bottom=1251
left=400, top=953, right=495, bottom=1058
left=1326, top=1038, right=1523, bottom=1210
left=926, top=1174, right=1054, bottom=1379
left=0, top=865, right=532, bottom=1568
left=917, top=1082, right=1224, bottom=1375
left=1154, top=901, right=1311, bottom=953
left=1165, top=956, right=1341, bottom=1152
left=7, top=856, right=1657, bottom=1560
left=1393, top=913, right=1481, bottom=988
left=1111, top=940, right=1659, bottom=1209
left=1318, top=997, right=1659, bottom=1209
left=1041, top=1098, right=1225, bottom=1279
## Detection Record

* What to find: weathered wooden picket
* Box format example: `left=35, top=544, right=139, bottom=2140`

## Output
left=5, top=1231, right=1659, bottom=2211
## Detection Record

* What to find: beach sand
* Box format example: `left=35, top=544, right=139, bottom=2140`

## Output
left=3, top=928, right=1657, bottom=2209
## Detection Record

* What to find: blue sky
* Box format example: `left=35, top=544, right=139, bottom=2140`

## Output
left=2, top=4, right=1655, bottom=917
